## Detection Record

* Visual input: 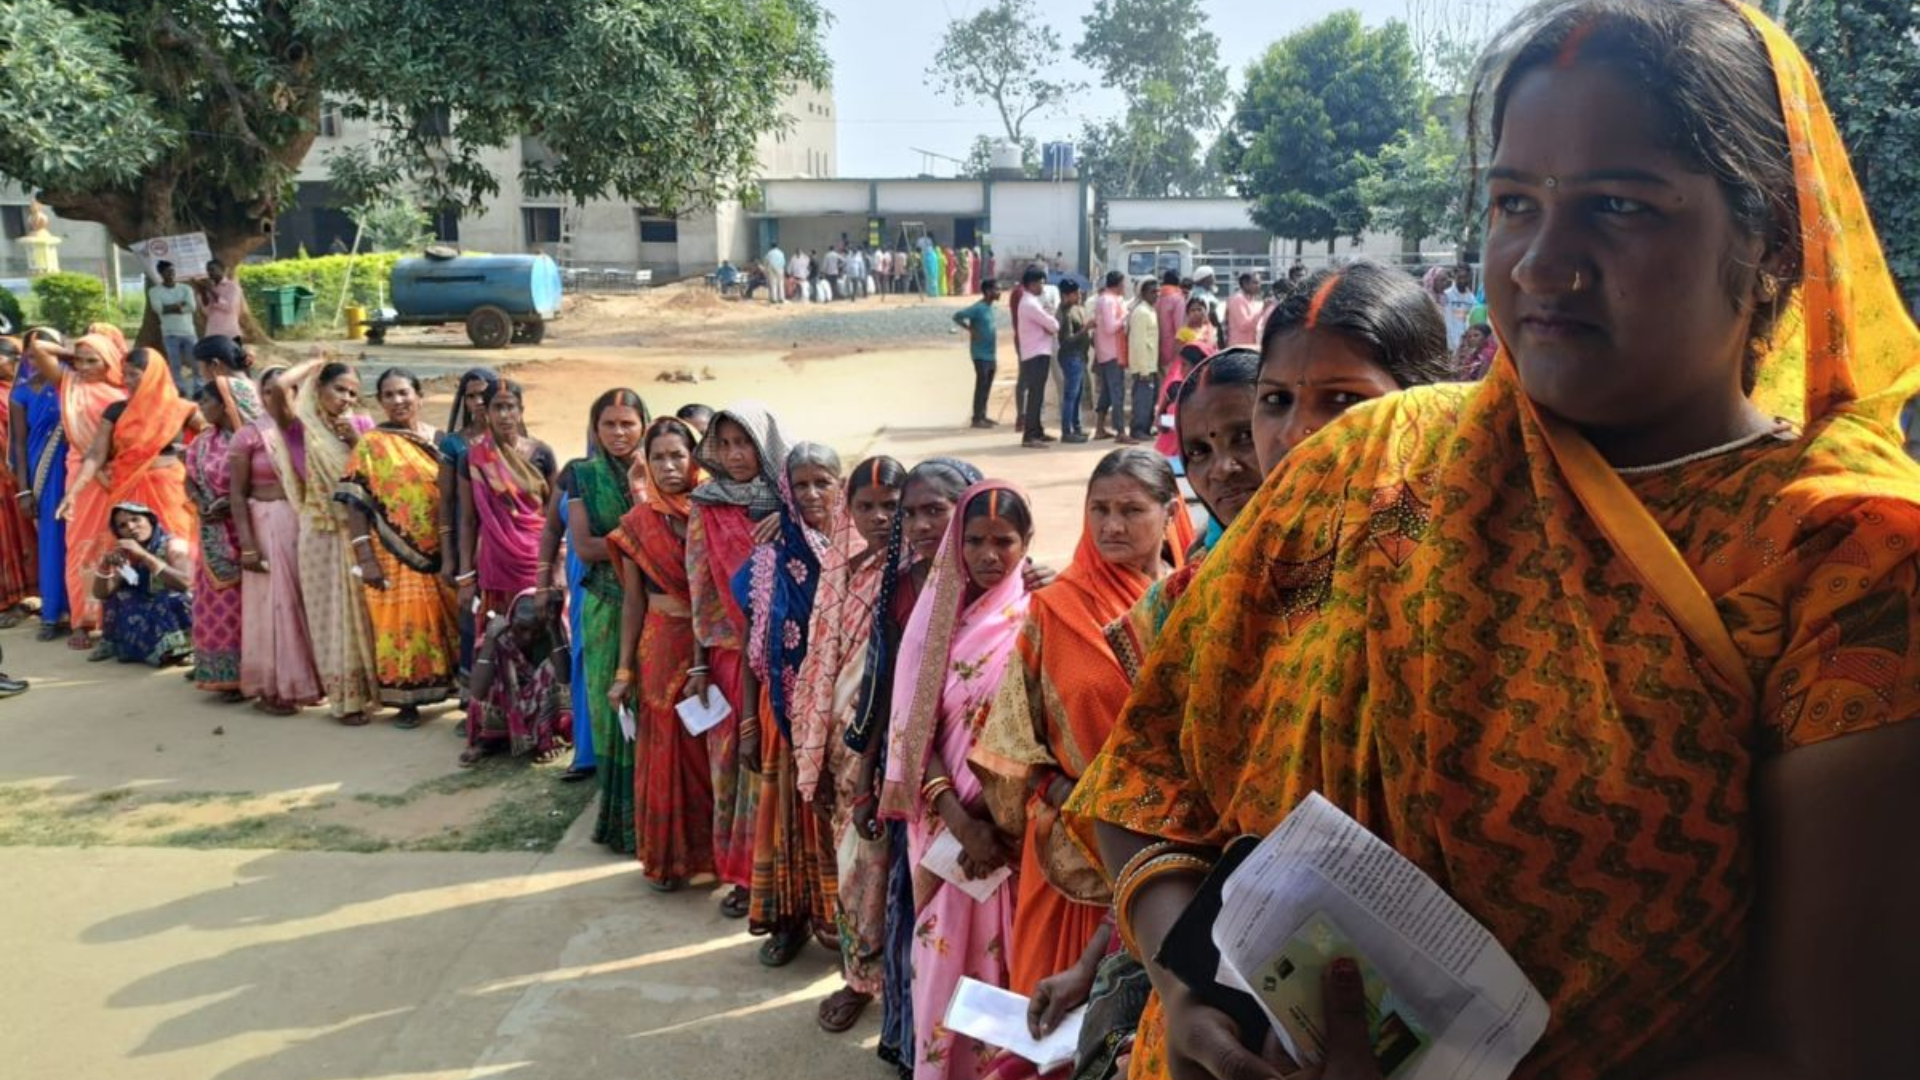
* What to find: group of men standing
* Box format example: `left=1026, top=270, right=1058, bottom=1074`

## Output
left=754, top=242, right=921, bottom=303
left=145, top=258, right=245, bottom=393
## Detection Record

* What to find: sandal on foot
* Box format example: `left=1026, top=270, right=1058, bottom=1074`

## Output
left=758, top=929, right=807, bottom=968
left=35, top=623, right=66, bottom=643
left=648, top=877, right=684, bottom=894
left=392, top=708, right=422, bottom=730
left=458, top=745, right=496, bottom=767
left=337, top=712, right=371, bottom=727
left=817, top=987, right=873, bottom=1033
left=718, top=886, right=751, bottom=919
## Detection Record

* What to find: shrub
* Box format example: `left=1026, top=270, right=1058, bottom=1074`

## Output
left=0, top=286, right=23, bottom=333
left=236, top=252, right=405, bottom=339
left=29, top=272, right=111, bottom=335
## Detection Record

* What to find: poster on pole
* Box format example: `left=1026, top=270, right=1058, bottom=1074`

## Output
left=132, top=233, right=213, bottom=280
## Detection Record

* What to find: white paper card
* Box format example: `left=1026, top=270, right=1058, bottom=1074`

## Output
left=943, top=977, right=1084, bottom=1073
left=675, top=689, right=732, bottom=737
left=922, top=828, right=1012, bottom=902
left=1212, top=792, right=1550, bottom=1080
left=617, top=703, right=637, bottom=742
left=118, top=564, right=141, bottom=586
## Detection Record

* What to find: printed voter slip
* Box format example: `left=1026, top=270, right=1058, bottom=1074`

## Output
left=1212, top=793, right=1550, bottom=1080
left=943, top=977, right=1084, bottom=1073
left=674, top=688, right=732, bottom=737
left=922, top=828, right=1013, bottom=902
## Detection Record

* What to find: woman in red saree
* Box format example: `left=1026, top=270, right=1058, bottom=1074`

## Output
left=608, top=416, right=715, bottom=889
left=24, top=331, right=125, bottom=642
left=56, top=345, right=199, bottom=648
left=685, top=402, right=791, bottom=919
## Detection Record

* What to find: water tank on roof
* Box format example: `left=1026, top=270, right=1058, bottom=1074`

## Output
left=1043, top=141, right=1076, bottom=180
left=989, top=140, right=1025, bottom=179
left=389, top=253, right=562, bottom=319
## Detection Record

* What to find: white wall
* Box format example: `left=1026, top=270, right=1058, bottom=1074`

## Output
left=762, top=180, right=869, bottom=216
left=988, top=183, right=1087, bottom=272
left=875, top=181, right=982, bottom=216
left=1106, top=197, right=1257, bottom=233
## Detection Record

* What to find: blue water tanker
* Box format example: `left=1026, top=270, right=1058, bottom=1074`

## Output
left=368, top=248, right=562, bottom=348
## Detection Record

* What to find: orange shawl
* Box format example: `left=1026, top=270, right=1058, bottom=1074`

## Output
left=69, top=348, right=200, bottom=577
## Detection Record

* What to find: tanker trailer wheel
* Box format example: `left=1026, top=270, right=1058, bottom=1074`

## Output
left=466, top=305, right=514, bottom=349
left=512, top=317, right=546, bottom=345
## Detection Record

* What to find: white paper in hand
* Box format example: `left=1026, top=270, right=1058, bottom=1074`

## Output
left=922, top=828, right=1012, bottom=902
left=942, top=977, right=1084, bottom=1073
left=617, top=703, right=637, bottom=742
left=675, top=689, right=731, bottom=737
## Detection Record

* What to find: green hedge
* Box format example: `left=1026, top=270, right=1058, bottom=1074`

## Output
left=0, top=286, right=23, bottom=333
left=29, top=272, right=112, bottom=335
left=236, top=252, right=404, bottom=338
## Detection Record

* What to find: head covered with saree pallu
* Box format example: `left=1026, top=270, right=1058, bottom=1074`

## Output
left=1068, top=4, right=1920, bottom=1078
left=730, top=442, right=851, bottom=742
left=689, top=401, right=791, bottom=519
left=185, top=375, right=260, bottom=590
left=59, top=332, right=127, bottom=448
left=972, top=453, right=1193, bottom=912
left=292, top=362, right=367, bottom=532
left=70, top=347, right=200, bottom=579
left=611, top=416, right=706, bottom=599
left=879, top=479, right=1034, bottom=823
left=842, top=456, right=983, bottom=757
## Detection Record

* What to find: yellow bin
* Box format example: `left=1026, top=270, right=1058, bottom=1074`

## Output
left=344, top=303, right=368, bottom=341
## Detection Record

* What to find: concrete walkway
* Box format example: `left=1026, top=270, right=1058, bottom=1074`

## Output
left=3, top=818, right=875, bottom=1080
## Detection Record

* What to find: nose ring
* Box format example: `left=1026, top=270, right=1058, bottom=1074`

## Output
left=1571, top=270, right=1583, bottom=292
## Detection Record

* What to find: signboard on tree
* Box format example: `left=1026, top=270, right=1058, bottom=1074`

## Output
left=132, top=232, right=213, bottom=280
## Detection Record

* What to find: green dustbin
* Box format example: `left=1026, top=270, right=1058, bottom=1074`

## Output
left=264, top=285, right=318, bottom=332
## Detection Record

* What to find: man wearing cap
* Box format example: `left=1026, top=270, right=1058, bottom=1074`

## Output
left=1191, top=265, right=1225, bottom=339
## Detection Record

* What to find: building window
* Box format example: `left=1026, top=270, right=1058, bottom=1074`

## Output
left=1, top=205, right=27, bottom=240
left=637, top=214, right=678, bottom=244
left=414, top=105, right=453, bottom=140
left=319, top=101, right=341, bottom=138
left=431, top=205, right=461, bottom=244
left=522, top=207, right=562, bottom=247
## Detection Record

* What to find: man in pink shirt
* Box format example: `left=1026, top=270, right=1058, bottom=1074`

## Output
left=1014, top=266, right=1060, bottom=448
left=195, top=259, right=246, bottom=340
left=1092, top=270, right=1129, bottom=439
left=1154, top=269, right=1186, bottom=371
left=1226, top=271, right=1267, bottom=347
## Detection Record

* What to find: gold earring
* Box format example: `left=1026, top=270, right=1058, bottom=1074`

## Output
left=1570, top=270, right=1583, bottom=292
left=1756, top=273, right=1779, bottom=302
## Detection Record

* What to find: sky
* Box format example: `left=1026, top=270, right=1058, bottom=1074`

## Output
left=821, top=0, right=1523, bottom=177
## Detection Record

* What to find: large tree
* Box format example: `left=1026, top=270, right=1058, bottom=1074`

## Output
left=1357, top=114, right=1468, bottom=256
left=0, top=0, right=830, bottom=337
left=1786, top=0, right=1920, bottom=300
left=1073, top=0, right=1228, bottom=201
left=926, top=0, right=1079, bottom=146
left=1220, top=11, right=1423, bottom=253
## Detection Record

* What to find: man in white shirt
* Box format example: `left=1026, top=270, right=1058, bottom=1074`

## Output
left=1443, top=264, right=1477, bottom=349
left=845, top=247, right=867, bottom=301
left=147, top=261, right=198, bottom=392
left=763, top=244, right=787, bottom=304
left=822, top=245, right=844, bottom=299
left=873, top=249, right=890, bottom=299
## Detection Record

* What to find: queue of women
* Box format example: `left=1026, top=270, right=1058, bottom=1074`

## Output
left=1, top=2, right=1915, bottom=1078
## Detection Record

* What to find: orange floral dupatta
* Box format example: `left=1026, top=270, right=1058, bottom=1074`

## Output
left=1068, top=7, right=1920, bottom=1080
left=69, top=347, right=198, bottom=576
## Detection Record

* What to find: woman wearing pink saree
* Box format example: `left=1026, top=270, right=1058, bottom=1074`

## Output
left=880, top=480, right=1033, bottom=1080
left=457, top=380, right=555, bottom=623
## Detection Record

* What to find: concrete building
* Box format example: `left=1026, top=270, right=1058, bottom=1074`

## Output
left=755, top=176, right=1095, bottom=278
left=1, top=84, right=837, bottom=285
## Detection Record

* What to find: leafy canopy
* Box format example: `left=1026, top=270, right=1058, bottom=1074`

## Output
left=1072, top=0, right=1229, bottom=200
left=1220, top=11, right=1423, bottom=249
left=0, top=0, right=830, bottom=259
left=926, top=0, right=1079, bottom=145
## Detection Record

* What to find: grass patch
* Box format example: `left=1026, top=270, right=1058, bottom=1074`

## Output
left=0, top=758, right=595, bottom=855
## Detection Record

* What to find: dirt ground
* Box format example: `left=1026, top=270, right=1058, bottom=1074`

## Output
left=0, top=283, right=1146, bottom=1080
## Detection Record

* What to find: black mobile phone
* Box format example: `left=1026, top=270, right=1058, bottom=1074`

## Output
left=1153, top=834, right=1271, bottom=1053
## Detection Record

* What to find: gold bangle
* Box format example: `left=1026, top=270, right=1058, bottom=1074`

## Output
left=1112, top=840, right=1185, bottom=893
left=614, top=668, right=633, bottom=682
left=1114, top=853, right=1213, bottom=958
left=921, top=776, right=955, bottom=814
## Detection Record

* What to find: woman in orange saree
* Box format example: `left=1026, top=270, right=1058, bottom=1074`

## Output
left=971, top=448, right=1190, bottom=1001
left=23, top=331, right=125, bottom=642
left=57, top=345, right=199, bottom=647
left=1069, top=3, right=1920, bottom=1079
left=608, top=416, right=714, bottom=888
